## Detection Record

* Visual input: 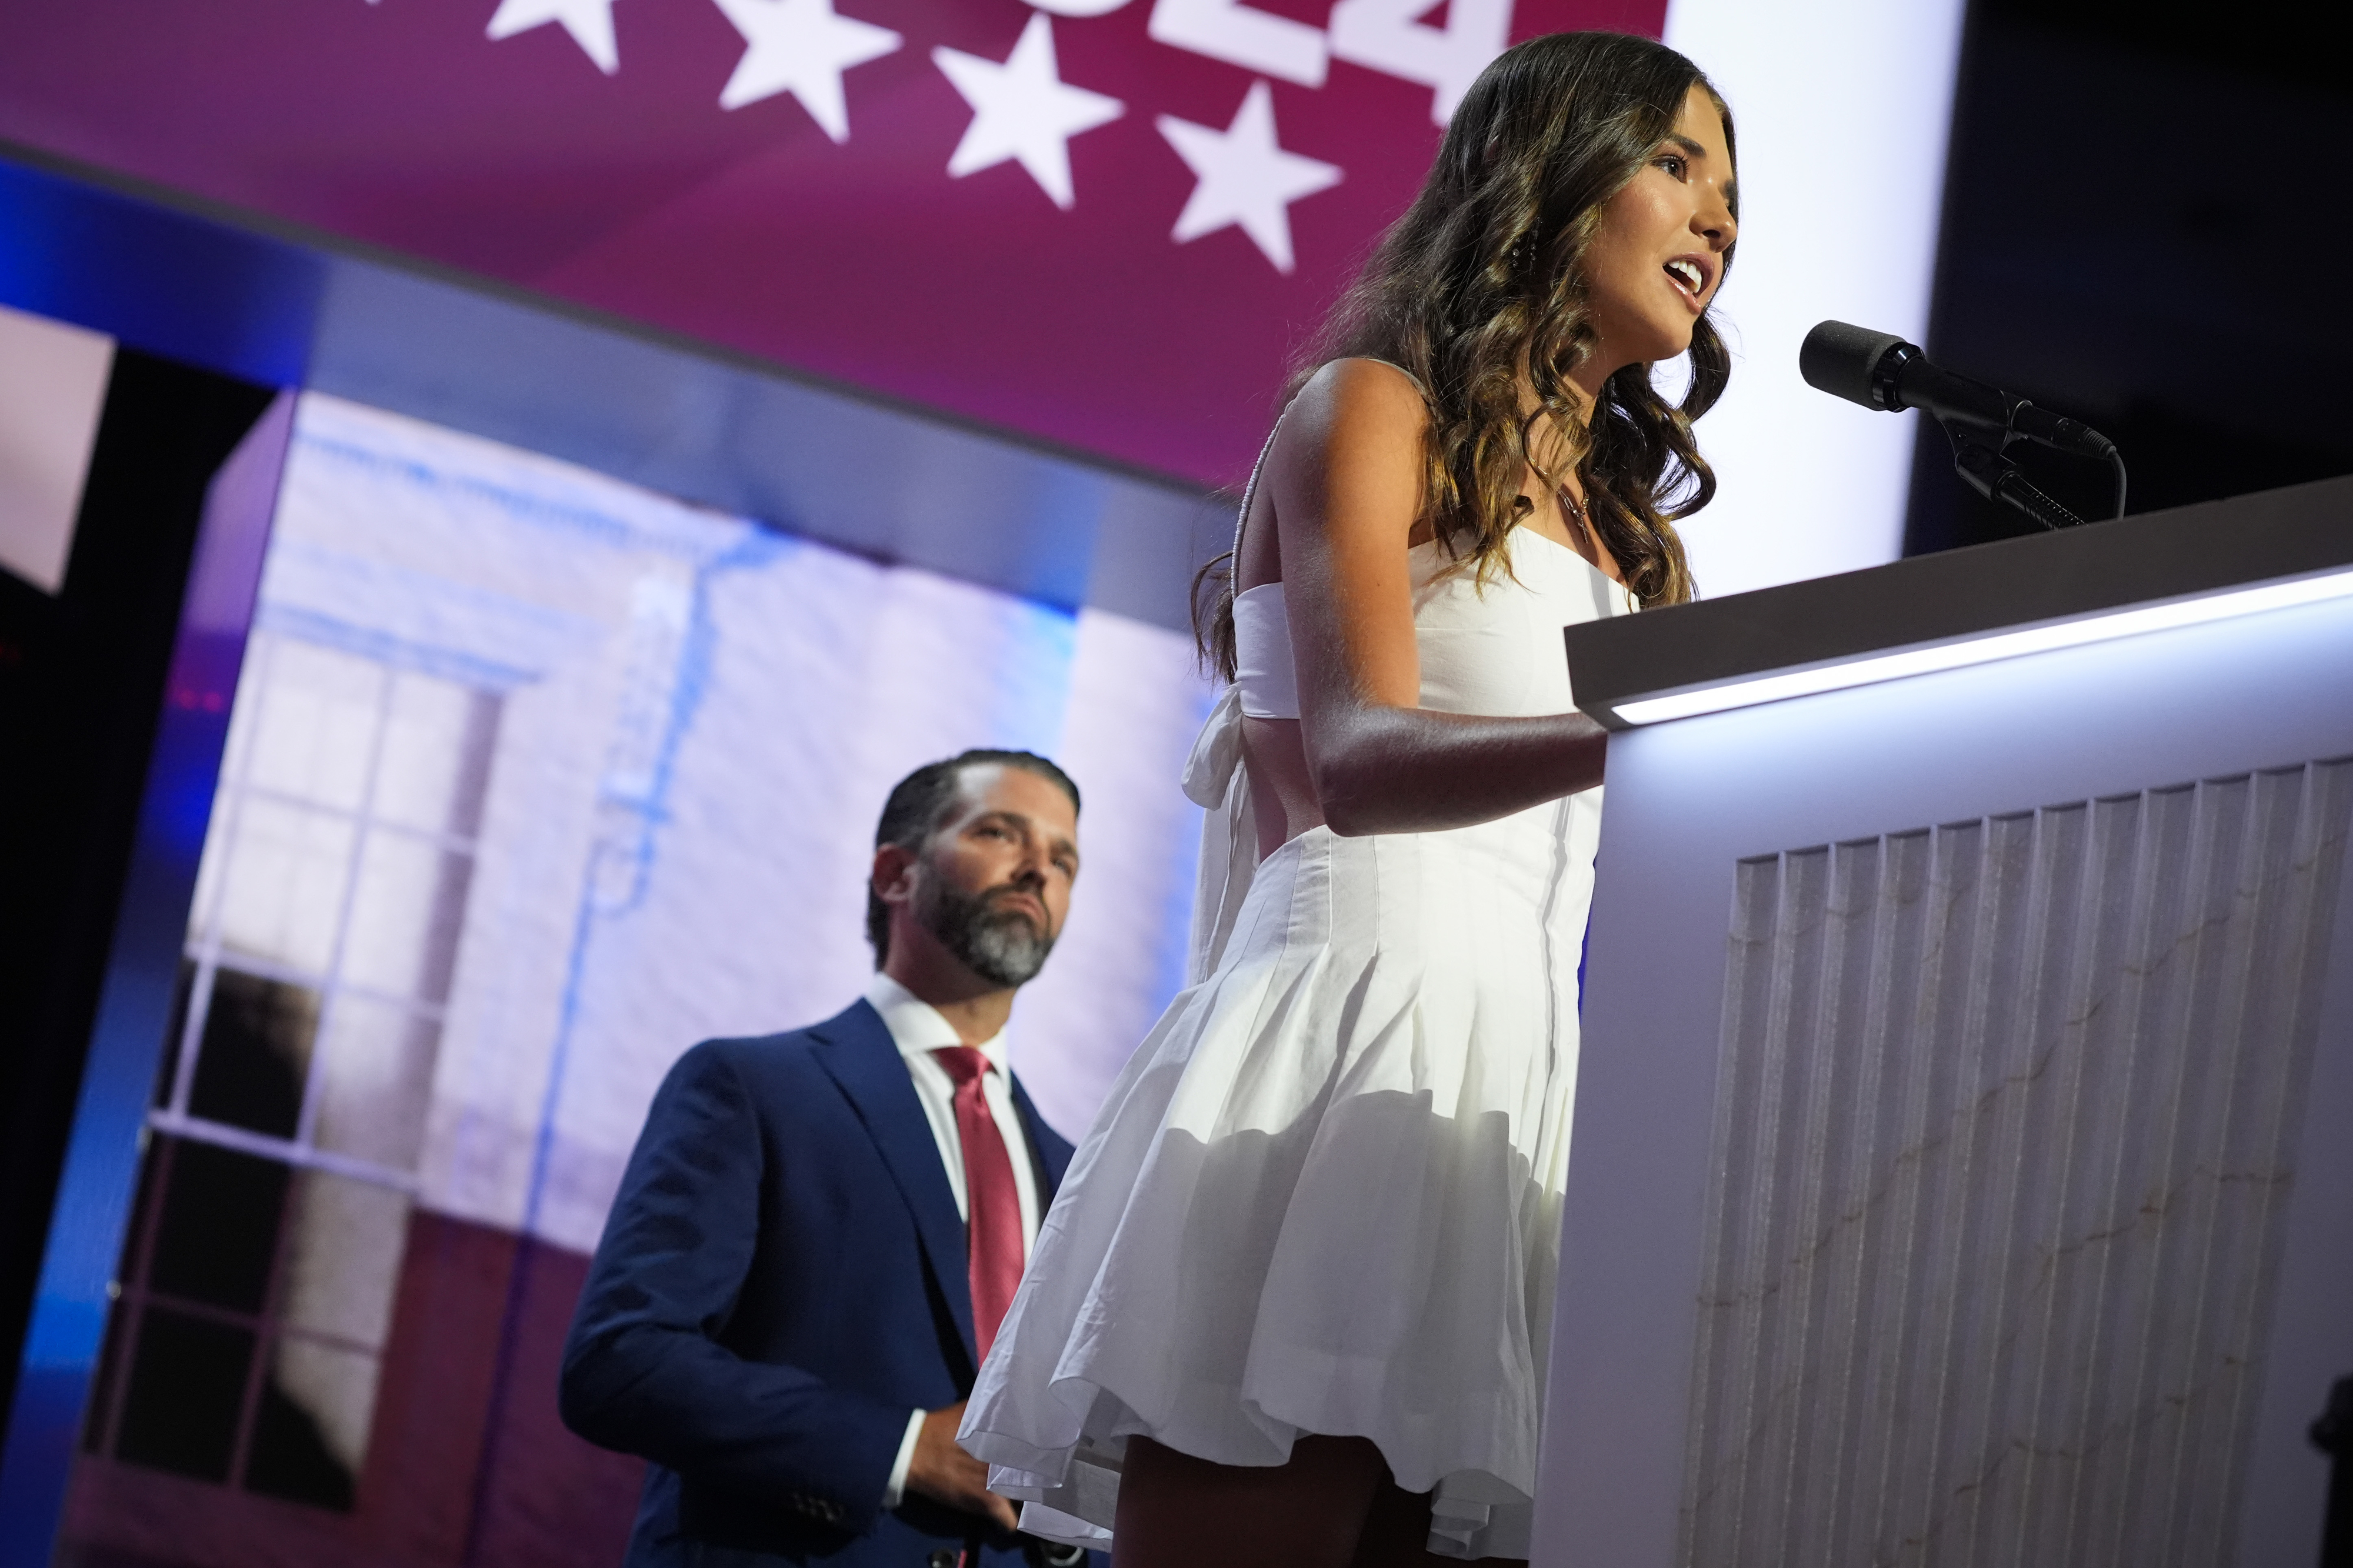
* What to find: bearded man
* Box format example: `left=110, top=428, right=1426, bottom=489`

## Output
left=562, top=750, right=1095, bottom=1568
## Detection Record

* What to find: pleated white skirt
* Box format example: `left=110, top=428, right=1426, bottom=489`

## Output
left=963, top=781, right=1600, bottom=1560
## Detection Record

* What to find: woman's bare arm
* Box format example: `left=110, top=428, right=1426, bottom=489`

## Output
left=1271, top=358, right=1609, bottom=838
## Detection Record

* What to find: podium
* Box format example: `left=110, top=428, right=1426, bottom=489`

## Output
left=1535, top=477, right=2353, bottom=1567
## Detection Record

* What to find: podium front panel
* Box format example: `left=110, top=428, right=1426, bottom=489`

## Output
left=1535, top=588, right=2353, bottom=1568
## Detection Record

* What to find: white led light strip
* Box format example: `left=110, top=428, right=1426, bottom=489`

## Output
left=1615, top=566, right=2353, bottom=726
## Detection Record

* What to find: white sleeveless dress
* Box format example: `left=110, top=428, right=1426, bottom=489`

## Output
left=962, top=503, right=1636, bottom=1559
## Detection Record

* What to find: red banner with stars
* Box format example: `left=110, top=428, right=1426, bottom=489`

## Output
left=0, top=0, right=1664, bottom=486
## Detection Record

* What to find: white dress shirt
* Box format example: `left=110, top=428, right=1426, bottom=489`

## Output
left=863, top=972, right=1043, bottom=1510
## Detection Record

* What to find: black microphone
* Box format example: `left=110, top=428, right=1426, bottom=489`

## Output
left=1799, top=321, right=2115, bottom=458
left=1800, top=319, right=2127, bottom=526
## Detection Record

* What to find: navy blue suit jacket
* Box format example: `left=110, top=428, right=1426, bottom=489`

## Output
left=561, top=1000, right=1083, bottom=1567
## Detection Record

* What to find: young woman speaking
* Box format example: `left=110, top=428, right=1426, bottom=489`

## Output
left=964, top=32, right=1739, bottom=1567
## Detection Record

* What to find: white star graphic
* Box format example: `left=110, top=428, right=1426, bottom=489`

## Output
left=487, top=0, right=620, bottom=75
left=1157, top=81, right=1340, bottom=274
left=932, top=15, right=1124, bottom=211
left=710, top=0, right=902, bottom=143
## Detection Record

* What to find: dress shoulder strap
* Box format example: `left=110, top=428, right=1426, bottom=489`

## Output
left=1228, top=408, right=1285, bottom=566
left=1359, top=355, right=1431, bottom=397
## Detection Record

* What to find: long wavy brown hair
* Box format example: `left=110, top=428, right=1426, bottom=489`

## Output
left=1197, top=31, right=1735, bottom=680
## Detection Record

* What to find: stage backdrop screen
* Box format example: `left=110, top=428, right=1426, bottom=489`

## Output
left=0, top=0, right=1960, bottom=599
left=0, top=0, right=1655, bottom=486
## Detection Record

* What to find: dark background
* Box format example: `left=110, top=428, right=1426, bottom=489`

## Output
left=1904, top=0, right=2353, bottom=553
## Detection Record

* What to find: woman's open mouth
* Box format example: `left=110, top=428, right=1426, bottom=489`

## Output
left=1664, top=256, right=1708, bottom=305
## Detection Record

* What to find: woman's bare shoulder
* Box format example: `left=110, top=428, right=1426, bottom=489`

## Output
left=1287, top=356, right=1431, bottom=439
left=1264, top=359, right=1429, bottom=556
left=1273, top=359, right=1431, bottom=495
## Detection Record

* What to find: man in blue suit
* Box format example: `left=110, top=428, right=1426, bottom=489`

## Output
left=562, top=749, right=1094, bottom=1568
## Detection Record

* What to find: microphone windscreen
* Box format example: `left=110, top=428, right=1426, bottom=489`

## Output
left=1800, top=320, right=1910, bottom=409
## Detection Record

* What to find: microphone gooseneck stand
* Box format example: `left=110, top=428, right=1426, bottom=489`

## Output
left=1942, top=419, right=2119, bottom=532
left=1797, top=321, right=2129, bottom=532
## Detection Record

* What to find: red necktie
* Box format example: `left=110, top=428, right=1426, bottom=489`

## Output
left=931, top=1047, right=1025, bottom=1363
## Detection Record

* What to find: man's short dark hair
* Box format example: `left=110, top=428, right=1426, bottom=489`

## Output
left=867, top=749, right=1081, bottom=966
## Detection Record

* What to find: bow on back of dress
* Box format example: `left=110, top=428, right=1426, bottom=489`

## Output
left=1181, top=408, right=1287, bottom=986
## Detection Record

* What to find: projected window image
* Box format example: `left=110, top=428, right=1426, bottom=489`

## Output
left=168, top=633, right=499, bottom=1177
left=62, top=393, right=1211, bottom=1564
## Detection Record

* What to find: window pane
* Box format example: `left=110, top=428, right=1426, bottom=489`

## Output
left=276, top=1170, right=408, bottom=1355
left=214, top=796, right=355, bottom=976
left=112, top=1309, right=254, bottom=1483
left=185, top=969, right=319, bottom=1140
left=248, top=1172, right=405, bottom=1508
left=245, top=1337, right=371, bottom=1512
left=341, top=831, right=471, bottom=1003
left=375, top=674, right=498, bottom=836
left=244, top=638, right=383, bottom=812
left=311, top=997, right=438, bottom=1172
left=146, top=1138, right=289, bottom=1315
left=371, top=673, right=466, bottom=833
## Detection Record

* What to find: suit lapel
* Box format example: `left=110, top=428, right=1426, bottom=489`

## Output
left=808, top=1000, right=976, bottom=1363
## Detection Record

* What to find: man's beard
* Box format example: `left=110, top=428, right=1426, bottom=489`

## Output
left=921, top=879, right=1055, bottom=987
